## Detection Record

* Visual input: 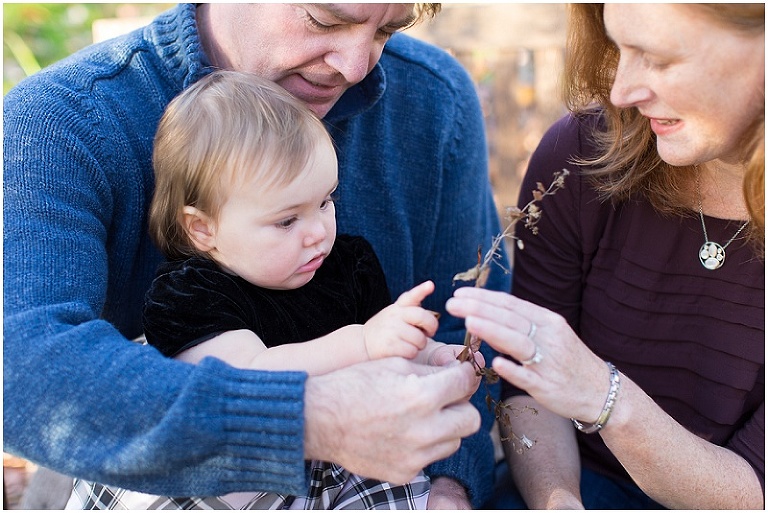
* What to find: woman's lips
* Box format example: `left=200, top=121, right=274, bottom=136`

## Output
left=649, top=117, right=682, bottom=136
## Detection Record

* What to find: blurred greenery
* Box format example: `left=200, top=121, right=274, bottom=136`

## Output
left=3, top=3, right=171, bottom=95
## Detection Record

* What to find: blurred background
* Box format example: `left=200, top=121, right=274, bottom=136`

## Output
left=3, top=3, right=567, bottom=508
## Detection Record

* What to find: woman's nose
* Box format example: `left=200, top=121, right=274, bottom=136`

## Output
left=610, top=57, right=654, bottom=108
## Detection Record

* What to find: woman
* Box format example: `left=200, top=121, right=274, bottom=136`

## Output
left=448, top=4, right=764, bottom=509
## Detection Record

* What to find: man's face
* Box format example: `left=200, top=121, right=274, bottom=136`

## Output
left=201, top=4, right=416, bottom=118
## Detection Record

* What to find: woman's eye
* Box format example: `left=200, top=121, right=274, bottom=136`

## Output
left=642, top=54, right=669, bottom=70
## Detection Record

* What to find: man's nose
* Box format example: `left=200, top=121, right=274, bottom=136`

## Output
left=324, top=36, right=384, bottom=84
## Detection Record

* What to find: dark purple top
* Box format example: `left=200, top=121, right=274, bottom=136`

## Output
left=505, top=112, right=764, bottom=491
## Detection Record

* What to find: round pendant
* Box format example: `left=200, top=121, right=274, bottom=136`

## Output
left=699, top=241, right=725, bottom=270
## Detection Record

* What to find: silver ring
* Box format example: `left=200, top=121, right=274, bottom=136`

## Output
left=520, top=344, right=543, bottom=366
left=527, top=321, right=538, bottom=340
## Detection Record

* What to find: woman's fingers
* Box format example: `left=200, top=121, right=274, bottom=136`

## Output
left=446, top=288, right=615, bottom=423
left=447, top=287, right=543, bottom=335
left=463, top=314, right=539, bottom=365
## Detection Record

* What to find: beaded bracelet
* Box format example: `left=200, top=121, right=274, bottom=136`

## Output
left=571, top=361, right=621, bottom=434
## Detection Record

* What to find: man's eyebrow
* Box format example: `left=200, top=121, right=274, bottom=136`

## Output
left=312, top=3, right=417, bottom=30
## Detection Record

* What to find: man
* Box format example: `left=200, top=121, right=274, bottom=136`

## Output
left=3, top=4, right=509, bottom=508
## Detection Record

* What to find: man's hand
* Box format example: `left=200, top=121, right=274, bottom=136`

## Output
left=303, top=357, right=481, bottom=484
left=424, top=343, right=486, bottom=370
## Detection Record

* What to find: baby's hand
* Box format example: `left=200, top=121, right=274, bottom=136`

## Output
left=363, top=281, right=439, bottom=360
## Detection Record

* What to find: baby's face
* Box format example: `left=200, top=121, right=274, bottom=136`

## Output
left=208, top=140, right=339, bottom=290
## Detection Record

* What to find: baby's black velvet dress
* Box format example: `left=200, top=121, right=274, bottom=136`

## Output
left=143, top=235, right=392, bottom=357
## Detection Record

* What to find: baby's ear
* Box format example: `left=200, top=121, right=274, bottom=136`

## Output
left=182, top=206, right=216, bottom=253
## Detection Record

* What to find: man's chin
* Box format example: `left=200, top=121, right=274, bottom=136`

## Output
left=304, top=100, right=336, bottom=119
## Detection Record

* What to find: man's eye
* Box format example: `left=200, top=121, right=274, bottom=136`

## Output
left=304, top=11, right=334, bottom=31
left=376, top=29, right=396, bottom=41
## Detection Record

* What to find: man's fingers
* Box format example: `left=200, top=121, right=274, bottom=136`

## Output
left=418, top=360, right=481, bottom=407
left=383, top=403, right=480, bottom=486
left=430, top=344, right=487, bottom=368
left=472, top=350, right=486, bottom=368
left=428, top=345, right=461, bottom=367
left=435, top=401, right=482, bottom=441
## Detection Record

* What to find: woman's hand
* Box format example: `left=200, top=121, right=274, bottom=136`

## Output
left=445, top=287, right=609, bottom=424
left=448, top=287, right=765, bottom=509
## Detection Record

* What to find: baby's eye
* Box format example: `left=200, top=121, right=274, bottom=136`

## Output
left=320, top=192, right=339, bottom=210
left=276, top=217, right=298, bottom=229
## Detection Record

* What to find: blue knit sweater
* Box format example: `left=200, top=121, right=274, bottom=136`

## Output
left=3, top=4, right=509, bottom=506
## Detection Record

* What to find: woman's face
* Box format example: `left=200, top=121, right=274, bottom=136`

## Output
left=604, top=4, right=764, bottom=167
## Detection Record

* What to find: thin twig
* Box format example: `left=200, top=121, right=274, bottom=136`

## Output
left=453, top=168, right=570, bottom=453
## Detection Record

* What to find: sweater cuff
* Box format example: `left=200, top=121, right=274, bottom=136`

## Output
left=191, top=357, right=308, bottom=495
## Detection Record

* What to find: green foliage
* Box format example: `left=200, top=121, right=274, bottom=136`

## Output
left=3, top=4, right=170, bottom=94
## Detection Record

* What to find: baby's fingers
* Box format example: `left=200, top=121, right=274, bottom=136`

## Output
left=395, top=280, right=435, bottom=307
left=400, top=306, right=439, bottom=337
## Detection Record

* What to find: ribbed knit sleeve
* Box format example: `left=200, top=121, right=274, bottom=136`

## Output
left=3, top=302, right=309, bottom=496
left=3, top=4, right=309, bottom=496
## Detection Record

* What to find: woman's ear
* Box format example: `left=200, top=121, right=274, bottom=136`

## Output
left=182, top=206, right=216, bottom=253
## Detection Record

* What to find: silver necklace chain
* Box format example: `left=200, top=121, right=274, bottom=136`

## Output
left=695, top=170, right=749, bottom=270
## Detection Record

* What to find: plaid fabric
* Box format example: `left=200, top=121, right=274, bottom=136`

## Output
left=65, top=461, right=430, bottom=510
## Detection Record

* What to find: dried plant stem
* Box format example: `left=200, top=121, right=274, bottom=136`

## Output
left=453, top=168, right=570, bottom=453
